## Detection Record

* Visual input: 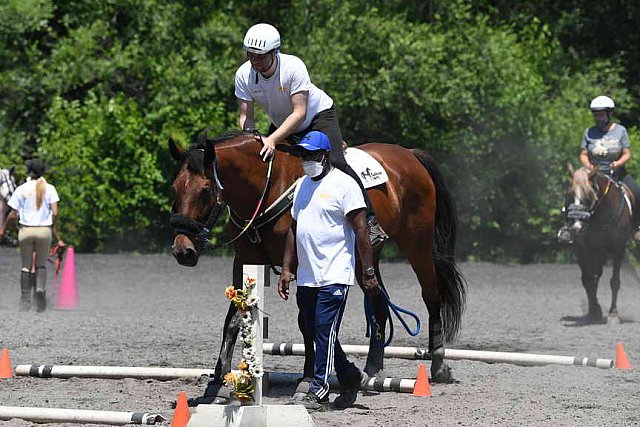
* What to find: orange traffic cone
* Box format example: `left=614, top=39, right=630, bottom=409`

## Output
left=413, top=363, right=431, bottom=397
left=56, top=246, right=78, bottom=309
left=615, top=343, right=632, bottom=369
left=171, top=391, right=190, bottom=427
left=0, top=349, right=13, bottom=379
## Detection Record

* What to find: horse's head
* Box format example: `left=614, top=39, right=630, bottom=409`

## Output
left=0, top=166, right=16, bottom=202
left=564, top=166, right=606, bottom=235
left=169, top=136, right=224, bottom=266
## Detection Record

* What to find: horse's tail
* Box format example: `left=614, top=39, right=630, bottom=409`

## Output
left=412, top=149, right=467, bottom=341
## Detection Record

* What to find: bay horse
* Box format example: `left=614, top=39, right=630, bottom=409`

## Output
left=169, top=130, right=466, bottom=403
left=563, top=166, right=634, bottom=323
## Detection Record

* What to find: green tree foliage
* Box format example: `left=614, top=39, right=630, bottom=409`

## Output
left=0, top=0, right=636, bottom=260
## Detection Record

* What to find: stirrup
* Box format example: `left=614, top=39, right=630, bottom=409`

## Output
left=557, top=227, right=573, bottom=244
left=368, top=219, right=389, bottom=248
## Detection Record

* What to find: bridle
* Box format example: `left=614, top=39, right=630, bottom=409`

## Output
left=170, top=131, right=274, bottom=251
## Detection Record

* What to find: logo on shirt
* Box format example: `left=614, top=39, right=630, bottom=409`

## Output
left=278, top=86, right=289, bottom=92
left=319, top=192, right=332, bottom=201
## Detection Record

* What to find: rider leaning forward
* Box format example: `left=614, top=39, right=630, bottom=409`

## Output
left=558, top=95, right=640, bottom=243
left=234, top=23, right=388, bottom=248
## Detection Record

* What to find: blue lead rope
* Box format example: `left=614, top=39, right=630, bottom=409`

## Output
left=364, top=286, right=421, bottom=347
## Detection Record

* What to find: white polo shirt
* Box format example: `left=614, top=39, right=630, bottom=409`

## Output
left=291, top=169, right=367, bottom=287
left=235, top=52, right=334, bottom=132
left=8, top=178, right=60, bottom=226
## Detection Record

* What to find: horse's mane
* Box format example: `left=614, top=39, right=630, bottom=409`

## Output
left=185, top=129, right=245, bottom=174
left=572, top=167, right=597, bottom=206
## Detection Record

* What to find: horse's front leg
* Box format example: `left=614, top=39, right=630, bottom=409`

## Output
left=190, top=259, right=243, bottom=406
left=577, top=248, right=603, bottom=321
left=608, top=247, right=624, bottom=324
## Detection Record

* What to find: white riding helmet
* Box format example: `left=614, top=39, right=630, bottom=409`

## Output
left=589, top=95, right=615, bottom=112
left=243, top=23, right=280, bottom=54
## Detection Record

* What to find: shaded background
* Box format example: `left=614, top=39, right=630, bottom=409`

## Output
left=1, top=0, right=640, bottom=261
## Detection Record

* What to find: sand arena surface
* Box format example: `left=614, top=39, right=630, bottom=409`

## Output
left=1, top=248, right=639, bottom=426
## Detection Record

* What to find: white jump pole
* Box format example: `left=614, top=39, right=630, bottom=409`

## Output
left=0, top=406, right=165, bottom=425
left=16, top=365, right=214, bottom=380
left=267, top=372, right=416, bottom=394
left=263, top=342, right=614, bottom=369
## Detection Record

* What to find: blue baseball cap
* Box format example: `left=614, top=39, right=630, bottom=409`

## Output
left=292, top=131, right=331, bottom=154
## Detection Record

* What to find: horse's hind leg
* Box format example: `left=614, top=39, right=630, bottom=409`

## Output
left=401, top=239, right=453, bottom=383
left=358, top=251, right=388, bottom=376
left=608, top=247, right=624, bottom=324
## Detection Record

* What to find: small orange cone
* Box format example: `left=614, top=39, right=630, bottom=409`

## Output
left=170, top=391, right=190, bottom=427
left=615, top=343, right=632, bottom=369
left=0, top=349, right=13, bottom=379
left=413, top=363, right=431, bottom=396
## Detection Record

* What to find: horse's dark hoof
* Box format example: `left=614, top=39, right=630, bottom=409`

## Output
left=364, top=344, right=385, bottom=377
left=431, top=361, right=454, bottom=383
left=607, top=314, right=620, bottom=325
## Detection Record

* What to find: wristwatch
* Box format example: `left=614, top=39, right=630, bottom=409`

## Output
left=364, top=267, right=376, bottom=277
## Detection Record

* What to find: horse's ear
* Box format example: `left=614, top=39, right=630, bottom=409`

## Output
left=9, top=166, right=15, bottom=175
left=566, top=162, right=574, bottom=178
left=168, top=138, right=185, bottom=162
left=203, top=138, right=216, bottom=176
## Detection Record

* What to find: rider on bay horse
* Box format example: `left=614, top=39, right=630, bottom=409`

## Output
left=234, top=22, right=388, bottom=248
left=558, top=95, right=640, bottom=243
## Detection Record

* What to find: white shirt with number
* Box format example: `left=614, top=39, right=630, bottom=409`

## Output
left=235, top=52, right=334, bottom=132
left=8, top=178, right=60, bottom=226
left=291, top=169, right=366, bottom=287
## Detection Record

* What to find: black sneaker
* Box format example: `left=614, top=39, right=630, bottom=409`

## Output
left=289, top=377, right=312, bottom=404
left=368, top=218, right=389, bottom=249
left=333, top=370, right=368, bottom=410
left=296, top=392, right=329, bottom=412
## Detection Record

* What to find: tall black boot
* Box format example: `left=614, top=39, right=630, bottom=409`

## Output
left=35, top=266, right=47, bottom=312
left=20, top=271, right=32, bottom=311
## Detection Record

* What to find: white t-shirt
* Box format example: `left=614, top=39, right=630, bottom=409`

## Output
left=8, top=178, right=60, bottom=226
left=235, top=53, right=334, bottom=132
left=291, top=169, right=367, bottom=287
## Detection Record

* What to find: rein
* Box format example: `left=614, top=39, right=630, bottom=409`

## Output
left=364, top=286, right=422, bottom=347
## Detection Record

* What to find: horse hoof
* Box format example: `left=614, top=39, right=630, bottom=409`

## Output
left=607, top=315, right=620, bottom=325
left=431, top=362, right=454, bottom=383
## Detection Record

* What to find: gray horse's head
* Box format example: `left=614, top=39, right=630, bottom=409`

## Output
left=0, top=167, right=17, bottom=202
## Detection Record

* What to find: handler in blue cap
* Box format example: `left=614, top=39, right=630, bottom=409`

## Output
left=278, top=130, right=380, bottom=411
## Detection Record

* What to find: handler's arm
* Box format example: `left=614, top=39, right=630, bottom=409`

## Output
left=277, top=220, right=298, bottom=300
left=347, top=208, right=379, bottom=297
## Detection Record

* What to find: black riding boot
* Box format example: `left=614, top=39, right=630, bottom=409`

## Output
left=20, top=271, right=32, bottom=311
left=35, top=266, right=47, bottom=312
